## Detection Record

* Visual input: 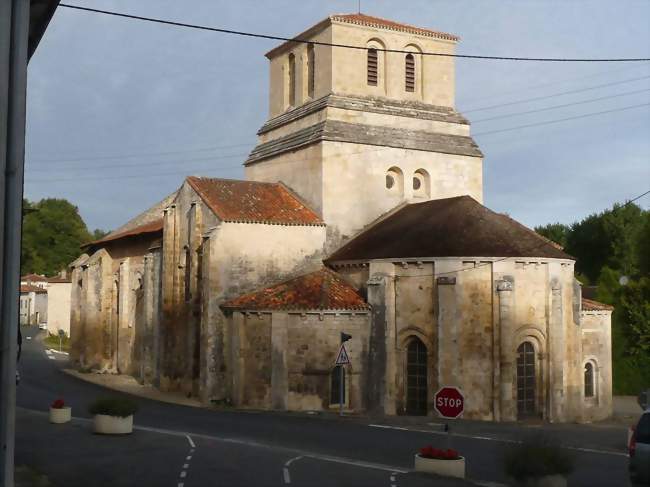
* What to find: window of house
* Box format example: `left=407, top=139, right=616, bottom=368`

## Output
left=386, top=174, right=395, bottom=189
left=367, top=48, right=378, bottom=86
left=288, top=53, right=296, bottom=107
left=584, top=362, right=595, bottom=398
left=412, top=177, right=421, bottom=190
left=330, top=365, right=345, bottom=405
left=307, top=44, right=315, bottom=98
left=405, top=53, right=415, bottom=92
left=386, top=167, right=404, bottom=197
left=412, top=169, right=430, bottom=198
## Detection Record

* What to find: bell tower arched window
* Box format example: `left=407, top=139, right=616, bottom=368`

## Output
left=405, top=53, right=415, bottom=92
left=307, top=44, right=315, bottom=98
left=288, top=53, right=296, bottom=107
left=367, top=48, right=378, bottom=86
left=584, top=362, right=595, bottom=398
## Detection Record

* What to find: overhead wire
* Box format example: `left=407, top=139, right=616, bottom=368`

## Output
left=58, top=4, right=650, bottom=62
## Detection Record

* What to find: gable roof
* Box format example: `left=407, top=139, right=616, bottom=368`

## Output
left=582, top=298, right=614, bottom=312
left=21, top=273, right=48, bottom=282
left=187, top=177, right=323, bottom=226
left=84, top=219, right=163, bottom=248
left=20, top=284, right=47, bottom=294
left=221, top=268, right=368, bottom=312
left=327, top=195, right=574, bottom=263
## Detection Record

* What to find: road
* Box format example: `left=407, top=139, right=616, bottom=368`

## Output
left=16, top=326, right=633, bottom=486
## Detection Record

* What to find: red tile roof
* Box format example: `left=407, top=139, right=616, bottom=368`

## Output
left=187, top=177, right=323, bottom=226
left=83, top=219, right=163, bottom=248
left=221, top=268, right=368, bottom=311
left=20, top=284, right=46, bottom=294
left=582, top=298, right=614, bottom=312
left=21, top=273, right=47, bottom=282
left=331, top=13, right=459, bottom=41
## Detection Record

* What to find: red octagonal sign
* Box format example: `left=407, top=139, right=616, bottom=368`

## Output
left=434, top=386, right=464, bottom=419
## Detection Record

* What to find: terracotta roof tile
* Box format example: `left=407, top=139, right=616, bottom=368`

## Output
left=221, top=268, right=368, bottom=311
left=84, top=219, right=163, bottom=248
left=327, top=195, right=574, bottom=262
left=187, top=177, right=323, bottom=226
left=20, top=284, right=46, bottom=294
left=331, top=13, right=459, bottom=41
left=582, top=298, right=614, bottom=312
left=21, top=273, right=47, bottom=282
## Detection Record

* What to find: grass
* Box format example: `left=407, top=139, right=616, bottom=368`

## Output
left=43, top=332, right=70, bottom=352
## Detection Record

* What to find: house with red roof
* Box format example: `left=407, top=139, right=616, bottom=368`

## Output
left=69, top=13, right=612, bottom=423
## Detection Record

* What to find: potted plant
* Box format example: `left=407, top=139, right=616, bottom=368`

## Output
left=49, top=398, right=71, bottom=424
left=88, top=397, right=139, bottom=435
left=504, top=434, right=574, bottom=487
left=414, top=445, right=466, bottom=479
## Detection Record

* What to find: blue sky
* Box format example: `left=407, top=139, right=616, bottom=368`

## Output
left=25, top=0, right=650, bottom=232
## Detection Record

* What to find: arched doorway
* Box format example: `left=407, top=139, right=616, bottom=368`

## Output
left=516, top=341, right=536, bottom=417
left=406, top=337, right=428, bottom=415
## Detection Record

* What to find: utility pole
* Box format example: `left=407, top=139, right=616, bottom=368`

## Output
left=0, top=1, right=30, bottom=485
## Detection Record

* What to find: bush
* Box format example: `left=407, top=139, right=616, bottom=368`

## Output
left=504, top=434, right=574, bottom=481
left=88, top=397, right=138, bottom=418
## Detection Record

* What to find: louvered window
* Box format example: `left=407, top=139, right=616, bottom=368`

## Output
left=307, top=44, right=315, bottom=98
left=405, top=53, right=415, bottom=92
left=367, top=48, right=378, bottom=86
left=288, top=53, right=296, bottom=106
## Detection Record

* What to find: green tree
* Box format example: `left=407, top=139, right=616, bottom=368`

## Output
left=534, top=222, right=570, bottom=248
left=21, top=198, right=92, bottom=276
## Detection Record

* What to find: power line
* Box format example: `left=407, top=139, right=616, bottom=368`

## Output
left=58, top=4, right=650, bottom=63
left=473, top=103, right=650, bottom=137
left=472, top=88, right=650, bottom=123
left=463, top=75, right=650, bottom=113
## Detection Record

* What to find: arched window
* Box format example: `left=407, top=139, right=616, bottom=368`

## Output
left=367, top=48, right=378, bottom=86
left=406, top=337, right=428, bottom=415
left=412, top=169, right=430, bottom=198
left=288, top=53, right=296, bottom=107
left=405, top=53, right=415, bottom=92
left=330, top=365, right=345, bottom=405
left=385, top=167, right=404, bottom=197
left=307, top=44, right=315, bottom=98
left=584, top=362, right=595, bottom=398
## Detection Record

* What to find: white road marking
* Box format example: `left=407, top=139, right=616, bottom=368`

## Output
left=186, top=434, right=195, bottom=448
left=177, top=484, right=184, bottom=487
left=180, top=471, right=187, bottom=478
left=48, top=356, right=55, bottom=360
left=390, top=470, right=398, bottom=487
left=186, top=456, right=192, bottom=461
left=183, top=464, right=189, bottom=469
left=367, top=423, right=627, bottom=457
left=283, top=455, right=302, bottom=484
left=48, top=348, right=69, bottom=356
left=302, top=454, right=408, bottom=473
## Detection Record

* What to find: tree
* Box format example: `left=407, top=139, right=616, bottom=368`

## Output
left=534, top=223, right=570, bottom=248
left=21, top=198, right=93, bottom=276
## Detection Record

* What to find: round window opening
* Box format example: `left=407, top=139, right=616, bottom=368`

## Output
left=386, top=174, right=395, bottom=189
left=413, top=177, right=421, bottom=190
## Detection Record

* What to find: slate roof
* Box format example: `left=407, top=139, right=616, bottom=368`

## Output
left=327, top=195, right=574, bottom=262
left=187, top=177, right=324, bottom=226
left=84, top=219, right=163, bottom=248
left=582, top=298, right=614, bottom=312
left=330, top=13, right=459, bottom=41
left=221, top=268, right=369, bottom=311
left=20, top=284, right=46, bottom=294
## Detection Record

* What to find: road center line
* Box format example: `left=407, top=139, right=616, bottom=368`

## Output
left=185, top=434, right=195, bottom=448
left=283, top=455, right=302, bottom=484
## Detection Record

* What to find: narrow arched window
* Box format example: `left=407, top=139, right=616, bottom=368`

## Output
left=288, top=53, right=296, bottom=107
left=367, top=48, right=378, bottom=86
left=330, top=366, right=345, bottom=405
left=307, top=44, right=315, bottom=98
left=405, top=53, right=415, bottom=92
left=584, top=362, right=594, bottom=397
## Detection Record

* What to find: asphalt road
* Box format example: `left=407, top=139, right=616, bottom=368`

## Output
left=15, top=326, right=633, bottom=487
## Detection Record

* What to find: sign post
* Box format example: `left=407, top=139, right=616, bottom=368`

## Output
left=434, top=386, right=465, bottom=450
left=336, top=332, right=352, bottom=416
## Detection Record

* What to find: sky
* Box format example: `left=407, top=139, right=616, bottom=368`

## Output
left=25, top=0, right=650, bottom=232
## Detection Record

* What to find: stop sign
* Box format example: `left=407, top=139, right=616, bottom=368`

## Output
left=434, top=386, right=464, bottom=419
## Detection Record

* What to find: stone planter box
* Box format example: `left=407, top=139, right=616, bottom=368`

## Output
left=512, top=475, right=567, bottom=487
left=414, top=454, right=466, bottom=479
left=93, top=414, right=133, bottom=435
left=49, top=407, right=71, bottom=424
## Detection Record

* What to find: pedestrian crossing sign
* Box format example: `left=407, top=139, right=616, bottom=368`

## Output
left=335, top=344, right=350, bottom=365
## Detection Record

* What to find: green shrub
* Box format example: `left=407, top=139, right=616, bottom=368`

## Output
left=504, top=434, right=574, bottom=481
left=88, top=397, right=139, bottom=417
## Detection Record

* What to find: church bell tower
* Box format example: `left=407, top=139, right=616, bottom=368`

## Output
left=245, top=14, right=483, bottom=248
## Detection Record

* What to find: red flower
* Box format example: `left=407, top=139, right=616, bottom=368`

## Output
left=51, top=399, right=65, bottom=409
left=418, top=446, right=460, bottom=460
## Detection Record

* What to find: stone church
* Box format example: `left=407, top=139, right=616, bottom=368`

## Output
left=69, top=13, right=613, bottom=422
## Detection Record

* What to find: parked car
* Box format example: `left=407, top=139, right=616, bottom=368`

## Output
left=38, top=323, right=47, bottom=330
left=629, top=407, right=650, bottom=485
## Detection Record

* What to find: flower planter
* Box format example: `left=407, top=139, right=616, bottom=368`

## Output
left=49, top=407, right=71, bottom=424
left=414, top=454, right=466, bottom=479
left=93, top=414, right=133, bottom=435
left=513, top=474, right=567, bottom=487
